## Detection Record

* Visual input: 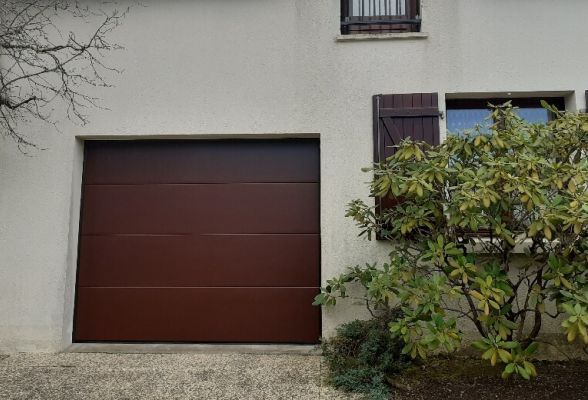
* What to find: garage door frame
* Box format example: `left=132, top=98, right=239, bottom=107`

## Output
left=70, top=137, right=322, bottom=344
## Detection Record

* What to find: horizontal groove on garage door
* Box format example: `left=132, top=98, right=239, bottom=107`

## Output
left=78, top=234, right=319, bottom=287
left=83, top=140, right=319, bottom=184
left=74, top=288, right=320, bottom=343
left=81, top=183, right=319, bottom=234
left=84, top=182, right=315, bottom=186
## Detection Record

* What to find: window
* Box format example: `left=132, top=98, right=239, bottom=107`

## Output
left=446, top=97, right=566, bottom=135
left=445, top=96, right=566, bottom=238
left=341, top=0, right=421, bottom=35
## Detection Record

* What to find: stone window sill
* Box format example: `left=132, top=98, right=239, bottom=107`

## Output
left=335, top=32, right=429, bottom=42
left=468, top=237, right=549, bottom=255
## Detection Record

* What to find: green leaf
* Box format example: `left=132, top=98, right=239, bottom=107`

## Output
left=501, top=341, right=520, bottom=350
left=523, top=361, right=538, bottom=377
left=517, top=365, right=531, bottom=380
left=312, top=293, right=326, bottom=306
left=524, top=342, right=539, bottom=355
left=481, top=348, right=494, bottom=360
left=402, top=343, right=412, bottom=355
left=498, top=349, right=512, bottom=363
left=471, top=340, right=489, bottom=350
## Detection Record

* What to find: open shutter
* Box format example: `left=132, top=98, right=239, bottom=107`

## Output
left=373, top=93, right=440, bottom=239
left=373, top=93, right=440, bottom=163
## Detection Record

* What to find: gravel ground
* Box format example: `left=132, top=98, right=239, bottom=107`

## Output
left=0, top=352, right=358, bottom=400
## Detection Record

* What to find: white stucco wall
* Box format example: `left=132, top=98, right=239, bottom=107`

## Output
left=1, top=0, right=588, bottom=352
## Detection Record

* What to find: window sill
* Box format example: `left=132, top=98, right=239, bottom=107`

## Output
left=335, top=32, right=429, bottom=42
left=467, top=237, right=550, bottom=255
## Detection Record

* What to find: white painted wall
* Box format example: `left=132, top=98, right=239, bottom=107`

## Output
left=1, top=0, right=588, bottom=352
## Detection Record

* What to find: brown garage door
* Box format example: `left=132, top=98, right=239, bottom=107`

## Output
left=73, top=139, right=320, bottom=343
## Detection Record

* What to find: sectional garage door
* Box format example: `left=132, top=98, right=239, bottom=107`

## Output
left=73, top=139, right=320, bottom=343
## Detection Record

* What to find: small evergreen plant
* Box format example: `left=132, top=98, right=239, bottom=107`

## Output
left=322, top=314, right=410, bottom=400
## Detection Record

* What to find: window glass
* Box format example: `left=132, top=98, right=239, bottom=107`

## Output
left=516, top=108, right=550, bottom=124
left=446, top=109, right=491, bottom=134
left=446, top=99, right=560, bottom=136
left=351, top=0, right=405, bottom=16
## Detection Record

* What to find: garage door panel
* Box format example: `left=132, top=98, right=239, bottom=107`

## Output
left=78, top=234, right=319, bottom=287
left=74, top=287, right=321, bottom=343
left=81, top=183, right=319, bottom=234
left=83, top=140, right=319, bottom=184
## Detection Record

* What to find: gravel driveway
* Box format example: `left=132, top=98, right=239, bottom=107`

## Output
left=0, top=352, right=357, bottom=400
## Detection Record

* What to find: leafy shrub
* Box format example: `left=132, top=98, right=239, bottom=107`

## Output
left=315, top=103, right=588, bottom=380
left=322, top=315, right=410, bottom=400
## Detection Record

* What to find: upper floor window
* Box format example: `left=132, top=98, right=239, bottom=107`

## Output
left=341, top=0, right=422, bottom=35
left=446, top=97, right=566, bottom=135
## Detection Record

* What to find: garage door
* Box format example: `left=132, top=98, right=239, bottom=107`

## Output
left=73, top=139, right=320, bottom=343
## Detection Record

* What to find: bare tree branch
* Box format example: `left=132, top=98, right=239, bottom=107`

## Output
left=0, top=0, right=128, bottom=150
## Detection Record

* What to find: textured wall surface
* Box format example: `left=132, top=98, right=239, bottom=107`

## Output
left=1, top=0, right=588, bottom=352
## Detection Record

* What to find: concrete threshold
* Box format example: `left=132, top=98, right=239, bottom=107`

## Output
left=65, top=343, right=321, bottom=355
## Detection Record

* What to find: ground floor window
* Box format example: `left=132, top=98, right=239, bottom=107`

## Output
left=445, top=97, right=566, bottom=135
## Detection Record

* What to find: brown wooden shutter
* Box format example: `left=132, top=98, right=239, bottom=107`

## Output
left=373, top=93, right=440, bottom=163
left=373, top=93, right=440, bottom=239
